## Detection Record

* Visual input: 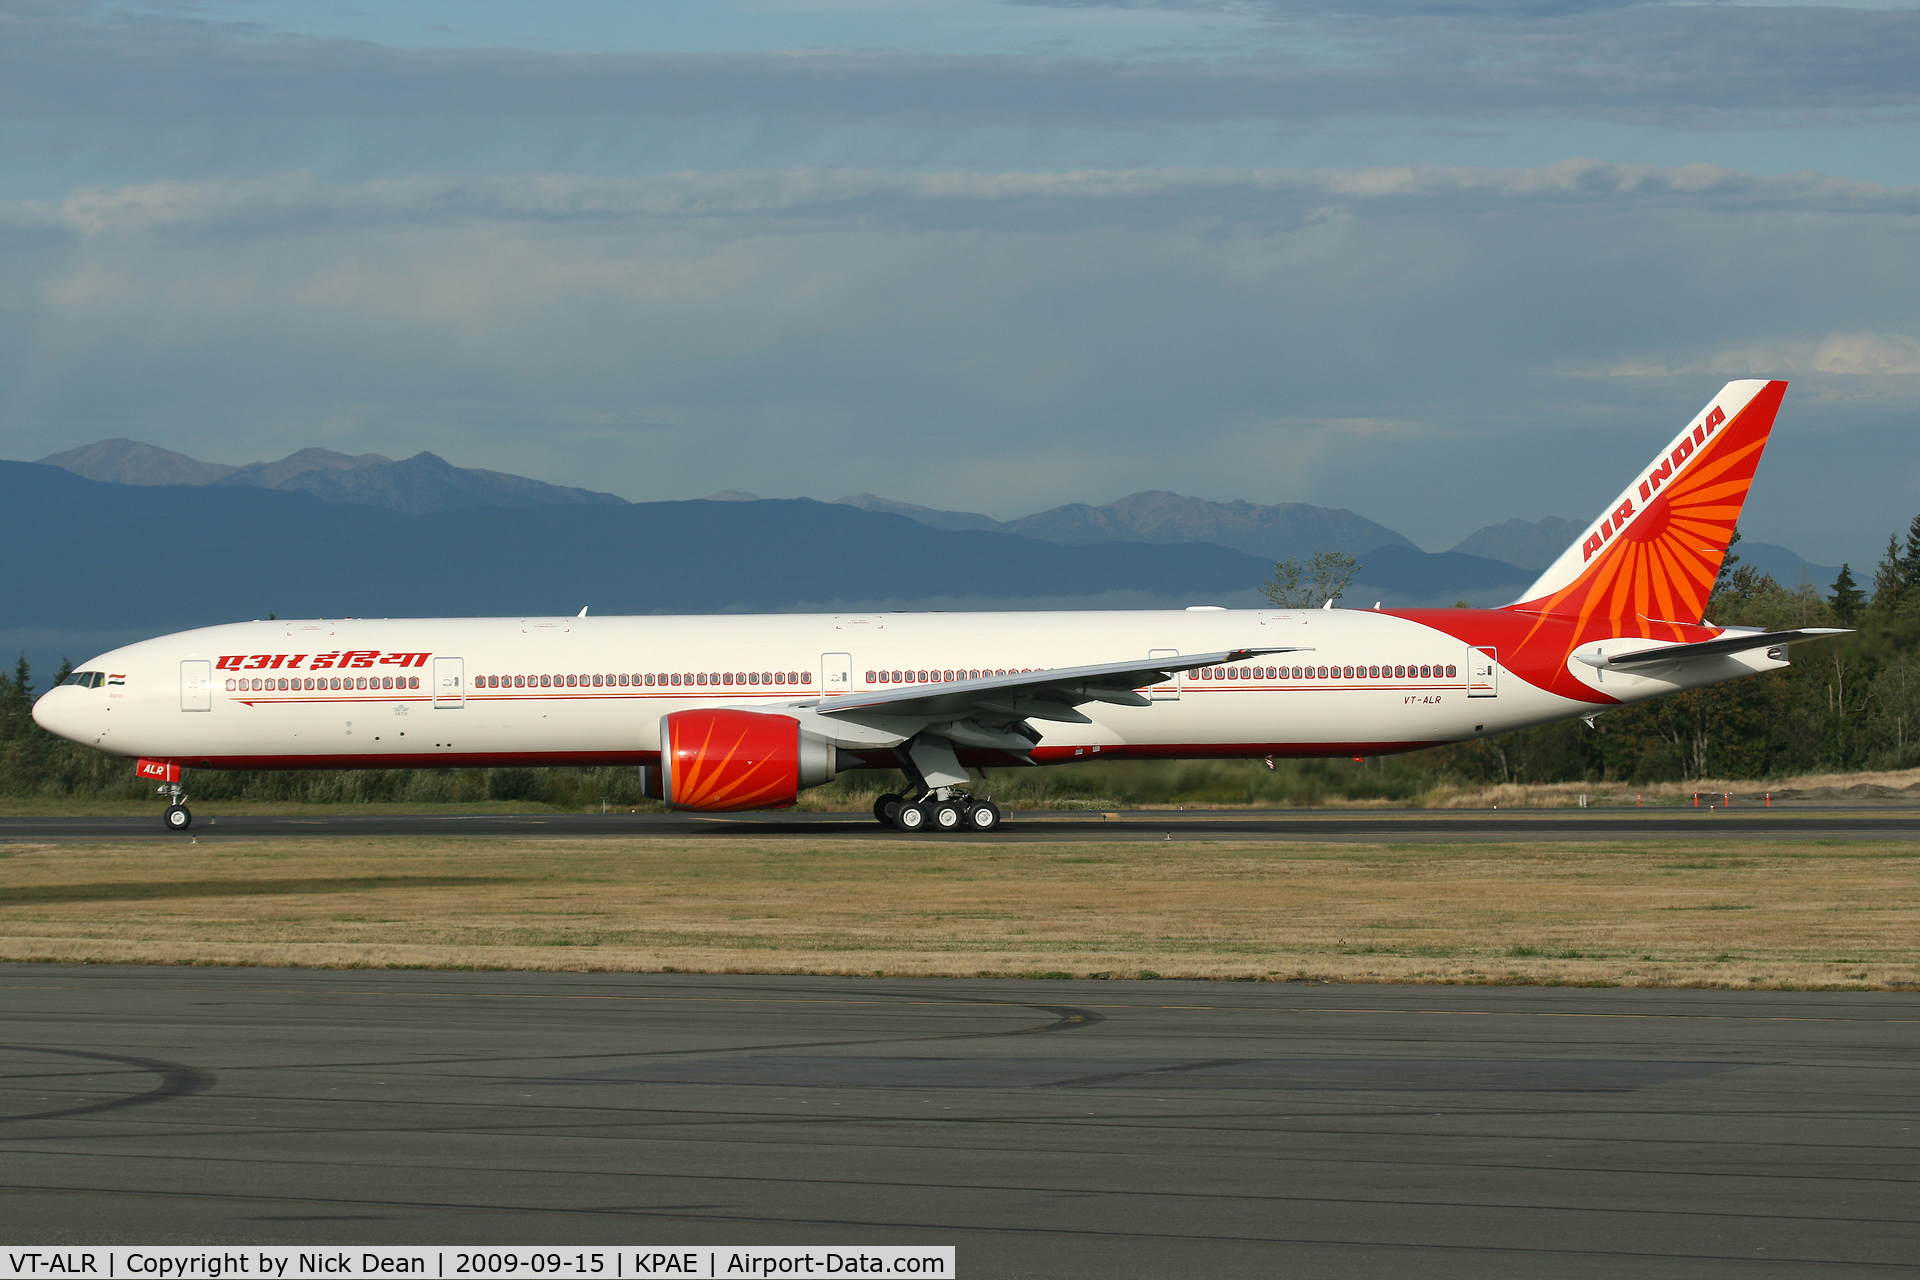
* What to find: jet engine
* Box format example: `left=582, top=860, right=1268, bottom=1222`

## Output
left=657, top=708, right=845, bottom=811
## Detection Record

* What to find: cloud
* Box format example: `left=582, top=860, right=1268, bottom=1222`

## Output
left=1019, top=0, right=1655, bottom=18
left=0, top=158, right=1915, bottom=566
left=15, top=158, right=1916, bottom=238
left=3, top=0, right=1919, bottom=138
left=1580, top=331, right=1920, bottom=378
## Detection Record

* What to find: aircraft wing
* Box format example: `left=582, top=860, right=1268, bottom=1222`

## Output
left=1575, top=628, right=1849, bottom=671
left=810, top=647, right=1307, bottom=726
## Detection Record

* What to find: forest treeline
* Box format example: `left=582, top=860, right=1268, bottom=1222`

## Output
left=3, top=517, right=1917, bottom=806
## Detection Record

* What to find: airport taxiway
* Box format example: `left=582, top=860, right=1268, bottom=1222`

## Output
left=1, top=967, right=1916, bottom=1276
left=2, top=806, right=1917, bottom=843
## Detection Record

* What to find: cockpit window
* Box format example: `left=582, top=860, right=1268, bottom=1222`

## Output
left=61, top=671, right=105, bottom=688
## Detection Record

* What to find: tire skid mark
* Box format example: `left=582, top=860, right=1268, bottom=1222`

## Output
left=3, top=1045, right=215, bottom=1122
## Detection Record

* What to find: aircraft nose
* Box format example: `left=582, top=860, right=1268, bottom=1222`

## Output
left=32, top=688, right=86, bottom=743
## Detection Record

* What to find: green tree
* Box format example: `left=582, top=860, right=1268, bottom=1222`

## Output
left=1263, top=550, right=1360, bottom=608
left=1830, top=563, right=1865, bottom=626
left=1866, top=654, right=1920, bottom=767
left=1871, top=533, right=1907, bottom=612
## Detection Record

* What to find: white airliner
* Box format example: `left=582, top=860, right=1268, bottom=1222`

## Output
left=36, top=380, right=1841, bottom=833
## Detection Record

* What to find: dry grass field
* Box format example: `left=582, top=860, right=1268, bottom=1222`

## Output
left=1428, top=765, right=1920, bottom=809
left=0, top=833, right=1913, bottom=989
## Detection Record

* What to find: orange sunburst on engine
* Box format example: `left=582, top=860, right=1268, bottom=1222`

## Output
left=662, top=708, right=804, bottom=811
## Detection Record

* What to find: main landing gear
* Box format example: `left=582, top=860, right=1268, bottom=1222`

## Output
left=875, top=790, right=1002, bottom=833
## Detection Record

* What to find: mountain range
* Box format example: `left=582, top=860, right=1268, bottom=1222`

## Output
left=40, top=439, right=625, bottom=515
left=2, top=439, right=1841, bottom=682
left=830, top=491, right=1414, bottom=562
left=37, top=438, right=1839, bottom=580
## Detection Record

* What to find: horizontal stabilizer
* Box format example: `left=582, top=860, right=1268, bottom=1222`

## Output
left=1574, top=628, right=1848, bottom=671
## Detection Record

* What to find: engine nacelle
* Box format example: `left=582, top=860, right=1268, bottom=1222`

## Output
left=658, top=709, right=842, bottom=812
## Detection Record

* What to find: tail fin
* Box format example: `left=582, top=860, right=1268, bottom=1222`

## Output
left=1508, top=380, right=1787, bottom=627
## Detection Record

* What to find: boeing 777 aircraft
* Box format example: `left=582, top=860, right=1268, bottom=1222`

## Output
left=35, top=379, right=1841, bottom=833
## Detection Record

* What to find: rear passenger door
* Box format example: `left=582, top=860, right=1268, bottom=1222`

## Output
left=1467, top=647, right=1498, bottom=698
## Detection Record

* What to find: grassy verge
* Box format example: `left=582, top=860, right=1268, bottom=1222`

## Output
left=0, top=834, right=1913, bottom=989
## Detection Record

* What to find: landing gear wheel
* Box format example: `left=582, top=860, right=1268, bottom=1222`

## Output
left=965, top=800, right=1002, bottom=832
left=932, top=800, right=964, bottom=832
left=873, top=793, right=903, bottom=828
left=894, top=802, right=931, bottom=833
left=164, top=804, right=192, bottom=832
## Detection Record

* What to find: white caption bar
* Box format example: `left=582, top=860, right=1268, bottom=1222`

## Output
left=0, top=1250, right=954, bottom=1280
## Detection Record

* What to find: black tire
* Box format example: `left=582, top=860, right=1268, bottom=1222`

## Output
left=164, top=804, right=192, bottom=832
left=932, top=801, right=964, bottom=831
left=873, top=793, right=903, bottom=828
left=895, top=802, right=931, bottom=832
left=966, top=801, right=1002, bottom=832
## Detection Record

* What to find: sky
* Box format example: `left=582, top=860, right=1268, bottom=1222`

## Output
left=0, top=0, right=1916, bottom=564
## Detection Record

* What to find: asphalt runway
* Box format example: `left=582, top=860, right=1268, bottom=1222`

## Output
left=2, top=968, right=1916, bottom=1277
left=4, top=807, right=1919, bottom=843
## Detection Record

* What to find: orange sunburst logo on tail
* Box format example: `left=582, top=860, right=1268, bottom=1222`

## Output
left=1509, top=380, right=1787, bottom=641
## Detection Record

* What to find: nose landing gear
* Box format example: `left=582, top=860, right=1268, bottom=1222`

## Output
left=138, top=759, right=192, bottom=832
left=159, top=782, right=192, bottom=831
